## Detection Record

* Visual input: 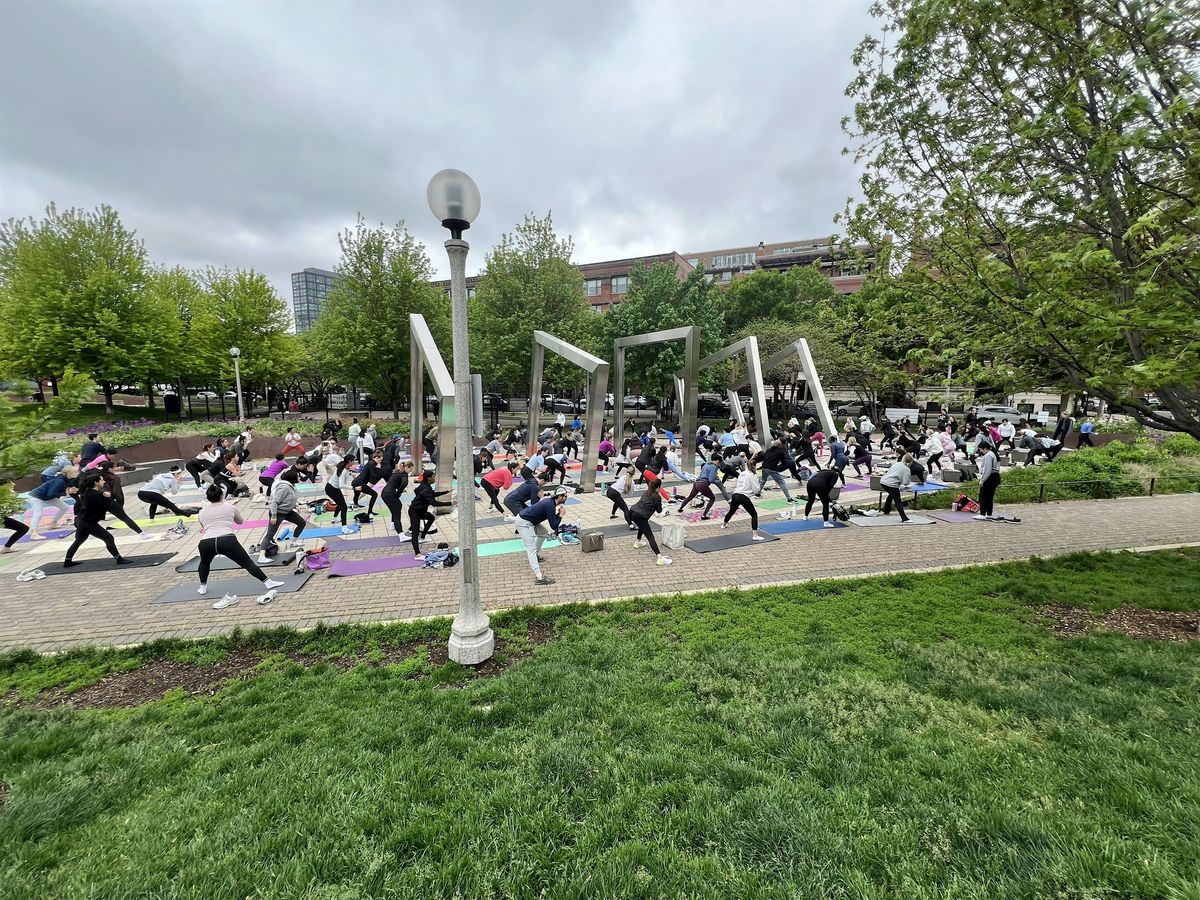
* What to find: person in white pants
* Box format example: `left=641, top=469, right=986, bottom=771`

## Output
left=514, top=487, right=568, bottom=586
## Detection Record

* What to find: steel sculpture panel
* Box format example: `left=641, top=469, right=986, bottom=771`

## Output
left=409, top=313, right=457, bottom=493
left=613, top=326, right=700, bottom=470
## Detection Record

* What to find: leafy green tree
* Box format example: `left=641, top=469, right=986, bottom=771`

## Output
left=307, top=216, right=448, bottom=417
left=721, top=265, right=835, bottom=332
left=843, top=0, right=1200, bottom=437
left=600, top=264, right=726, bottom=401
left=470, top=212, right=596, bottom=393
left=188, top=267, right=301, bottom=397
left=0, top=204, right=179, bottom=414
left=0, top=368, right=92, bottom=514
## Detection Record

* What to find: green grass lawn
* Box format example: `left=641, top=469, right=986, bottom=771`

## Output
left=2, top=550, right=1199, bottom=898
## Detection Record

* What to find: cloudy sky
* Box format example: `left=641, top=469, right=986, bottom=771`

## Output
left=1, top=0, right=877, bottom=298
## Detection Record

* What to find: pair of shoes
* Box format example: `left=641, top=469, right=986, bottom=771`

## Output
left=256, top=555, right=272, bottom=565
left=212, top=593, right=238, bottom=610
left=197, top=584, right=209, bottom=595
left=16, top=569, right=46, bottom=581
left=534, top=575, right=555, bottom=586
left=656, top=556, right=673, bottom=566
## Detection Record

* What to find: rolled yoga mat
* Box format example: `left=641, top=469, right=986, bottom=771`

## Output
left=31, top=552, right=178, bottom=577
left=683, top=531, right=780, bottom=553
left=152, top=571, right=313, bottom=604
left=327, top=555, right=427, bottom=577
left=846, top=513, right=937, bottom=527
left=762, top=519, right=848, bottom=535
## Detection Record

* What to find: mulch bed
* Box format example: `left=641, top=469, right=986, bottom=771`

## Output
left=1040, top=604, right=1200, bottom=642
left=10, top=621, right=561, bottom=711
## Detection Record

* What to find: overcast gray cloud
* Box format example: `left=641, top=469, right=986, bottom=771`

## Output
left=0, top=0, right=876, bottom=299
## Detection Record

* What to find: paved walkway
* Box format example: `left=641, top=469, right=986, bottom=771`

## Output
left=2, top=482, right=1198, bottom=652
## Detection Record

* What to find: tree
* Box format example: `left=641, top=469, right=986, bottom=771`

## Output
left=306, top=217, right=448, bottom=417
left=470, top=213, right=596, bottom=393
left=721, top=265, right=836, bottom=332
left=843, top=0, right=1200, bottom=437
left=0, top=368, right=92, bottom=514
left=188, top=267, right=301, bottom=396
left=0, top=204, right=179, bottom=414
left=600, top=264, right=726, bottom=402
left=142, top=265, right=201, bottom=405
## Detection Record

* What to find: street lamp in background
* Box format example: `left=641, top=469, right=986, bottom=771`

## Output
left=230, top=347, right=245, bottom=423
left=428, top=168, right=494, bottom=665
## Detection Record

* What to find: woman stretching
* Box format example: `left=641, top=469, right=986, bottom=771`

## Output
left=137, top=467, right=195, bottom=519
left=828, top=438, right=849, bottom=486
left=282, top=428, right=305, bottom=458
left=628, top=478, right=672, bottom=566
left=380, top=462, right=412, bottom=536
left=324, top=456, right=352, bottom=527
left=879, top=454, right=914, bottom=523
left=922, top=429, right=944, bottom=475
left=721, top=458, right=767, bottom=542
left=975, top=441, right=1002, bottom=520
left=186, top=443, right=217, bottom=488
left=606, top=468, right=635, bottom=525
left=408, top=470, right=452, bottom=556
left=258, top=469, right=306, bottom=562
left=804, top=468, right=841, bottom=527
left=25, top=466, right=79, bottom=539
left=195, top=484, right=285, bottom=603
left=848, top=438, right=873, bottom=478
left=675, top=455, right=724, bottom=519
left=258, top=453, right=289, bottom=497
left=62, top=473, right=144, bottom=567
left=481, top=462, right=518, bottom=515
left=352, top=451, right=383, bottom=516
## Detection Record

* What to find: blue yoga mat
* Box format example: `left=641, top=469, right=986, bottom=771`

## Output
left=279, top=523, right=360, bottom=540
left=762, top=519, right=847, bottom=535
left=911, top=482, right=948, bottom=494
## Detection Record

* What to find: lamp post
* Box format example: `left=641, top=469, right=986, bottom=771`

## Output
left=230, top=347, right=245, bottom=423
left=428, top=168, right=494, bottom=665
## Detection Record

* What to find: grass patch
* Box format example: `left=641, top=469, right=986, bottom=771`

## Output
left=1, top=550, right=1198, bottom=897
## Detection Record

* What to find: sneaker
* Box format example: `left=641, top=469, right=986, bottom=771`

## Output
left=196, top=584, right=209, bottom=595
left=340, top=526, right=355, bottom=535
left=634, top=539, right=645, bottom=548
left=822, top=521, right=836, bottom=528
left=115, top=557, right=133, bottom=565
left=138, top=533, right=159, bottom=542
left=255, top=589, right=278, bottom=605
left=700, top=515, right=711, bottom=520
left=212, top=593, right=238, bottom=610
left=61, top=560, right=80, bottom=568
left=503, top=516, right=516, bottom=524
left=609, top=514, right=618, bottom=519
left=536, top=554, right=545, bottom=562
left=534, top=576, right=555, bottom=586
left=721, top=522, right=729, bottom=529
left=263, top=578, right=285, bottom=589
left=414, top=554, right=426, bottom=561
left=256, top=555, right=271, bottom=565
left=656, top=556, right=673, bottom=566
left=751, top=535, right=766, bottom=542
left=972, top=514, right=988, bottom=520
left=427, top=527, right=438, bottom=534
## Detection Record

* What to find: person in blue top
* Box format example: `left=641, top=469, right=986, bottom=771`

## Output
left=503, top=472, right=550, bottom=522
left=26, top=466, right=79, bottom=539
left=571, top=415, right=582, bottom=433
left=674, top=454, right=729, bottom=518
left=515, top=486, right=569, bottom=586
left=1079, top=416, right=1096, bottom=448
left=520, top=448, right=546, bottom=483
left=41, top=450, right=74, bottom=482
left=79, top=433, right=107, bottom=467
left=828, top=437, right=849, bottom=486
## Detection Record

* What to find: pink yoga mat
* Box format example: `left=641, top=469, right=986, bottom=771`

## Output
left=326, top=535, right=409, bottom=551
left=328, top=555, right=426, bottom=577
left=233, top=519, right=270, bottom=530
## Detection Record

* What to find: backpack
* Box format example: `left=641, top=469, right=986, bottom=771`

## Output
left=953, top=493, right=981, bottom=513
left=255, top=539, right=280, bottom=558
left=442, top=551, right=460, bottom=568
left=353, top=512, right=372, bottom=524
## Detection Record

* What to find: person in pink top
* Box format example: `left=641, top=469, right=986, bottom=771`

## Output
left=195, top=484, right=285, bottom=607
left=938, top=426, right=957, bottom=462
left=258, top=453, right=290, bottom=496
left=598, top=437, right=616, bottom=468
left=480, top=461, right=518, bottom=515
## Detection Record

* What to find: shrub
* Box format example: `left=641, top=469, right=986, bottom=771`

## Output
left=1162, top=433, right=1200, bottom=458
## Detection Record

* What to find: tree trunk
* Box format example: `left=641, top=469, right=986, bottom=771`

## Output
left=103, top=381, right=115, bottom=416
left=49, top=376, right=59, bottom=398
left=147, top=382, right=156, bottom=410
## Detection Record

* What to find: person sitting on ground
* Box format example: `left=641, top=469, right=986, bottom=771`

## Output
left=79, top=433, right=107, bottom=468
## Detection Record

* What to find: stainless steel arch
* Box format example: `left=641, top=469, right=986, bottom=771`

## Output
left=409, top=313, right=457, bottom=493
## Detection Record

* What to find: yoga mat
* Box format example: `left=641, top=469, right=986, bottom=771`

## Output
left=475, top=516, right=507, bottom=529
left=31, top=552, right=177, bottom=577
left=910, top=482, right=948, bottom=494
left=477, top=538, right=561, bottom=558
left=328, top=555, right=426, bottom=577
left=926, top=510, right=980, bottom=524
left=326, top=534, right=407, bottom=551
left=846, top=514, right=937, bottom=527
left=152, top=571, right=313, bottom=604
left=587, top=521, right=661, bottom=539
left=104, top=516, right=196, bottom=530
left=17, top=529, right=73, bottom=543
left=684, top=532, right=780, bottom=553
left=762, top=519, right=848, bottom=535
left=27, top=532, right=164, bottom=555
left=277, top=524, right=358, bottom=541
left=174, top=550, right=299, bottom=572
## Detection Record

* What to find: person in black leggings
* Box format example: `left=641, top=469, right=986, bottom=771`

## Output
left=186, top=444, right=217, bottom=488
left=408, top=471, right=452, bottom=556
left=63, top=474, right=133, bottom=567
left=804, top=468, right=841, bottom=525
left=325, top=457, right=351, bottom=527
left=352, top=451, right=383, bottom=516
left=195, top=485, right=285, bottom=596
left=606, top=470, right=635, bottom=525
left=627, top=479, right=672, bottom=564
left=380, top=462, right=411, bottom=536
left=2, top=514, right=29, bottom=553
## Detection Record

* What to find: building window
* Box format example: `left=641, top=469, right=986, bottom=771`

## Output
left=711, top=251, right=756, bottom=269
left=687, top=258, right=699, bottom=267
left=590, top=304, right=603, bottom=314
left=466, top=286, right=476, bottom=299
left=721, top=271, right=732, bottom=283
left=585, top=279, right=603, bottom=297
left=611, top=275, right=629, bottom=294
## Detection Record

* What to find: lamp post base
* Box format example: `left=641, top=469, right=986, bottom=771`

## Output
left=448, top=620, right=495, bottom=665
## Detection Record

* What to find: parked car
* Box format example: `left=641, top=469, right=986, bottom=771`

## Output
left=223, top=390, right=238, bottom=399
left=697, top=396, right=730, bottom=418
left=836, top=402, right=869, bottom=417
left=481, top=393, right=509, bottom=411
left=623, top=394, right=649, bottom=410
left=977, top=404, right=1023, bottom=420
left=193, top=390, right=219, bottom=400
left=549, top=398, right=576, bottom=413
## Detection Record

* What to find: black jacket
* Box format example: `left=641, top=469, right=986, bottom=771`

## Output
left=381, top=470, right=408, bottom=500
left=410, top=482, right=451, bottom=514
left=762, top=446, right=789, bottom=472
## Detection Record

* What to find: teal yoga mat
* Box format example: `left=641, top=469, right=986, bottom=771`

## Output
left=279, top=524, right=359, bottom=540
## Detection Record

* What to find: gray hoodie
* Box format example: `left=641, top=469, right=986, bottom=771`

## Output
left=269, top=480, right=298, bottom=516
left=977, top=449, right=999, bottom=482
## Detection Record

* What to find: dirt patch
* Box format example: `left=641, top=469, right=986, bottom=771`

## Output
left=429, top=618, right=558, bottom=685
left=1040, top=604, right=1200, bottom=642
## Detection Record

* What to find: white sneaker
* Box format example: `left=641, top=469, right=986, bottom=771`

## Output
left=138, top=533, right=159, bottom=542
left=255, top=589, right=278, bottom=605
left=196, top=584, right=209, bottom=595
left=212, top=593, right=238, bottom=610
left=657, top=556, right=673, bottom=566
left=256, top=555, right=271, bottom=565
left=263, top=578, right=285, bottom=589
left=634, top=539, right=645, bottom=548
left=752, top=535, right=766, bottom=542
left=721, top=522, right=729, bottom=529
left=822, top=521, right=836, bottom=528
left=503, top=516, right=516, bottom=524
left=972, top=514, right=988, bottom=520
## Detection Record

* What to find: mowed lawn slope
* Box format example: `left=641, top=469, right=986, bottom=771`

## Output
left=2, top=550, right=1198, bottom=899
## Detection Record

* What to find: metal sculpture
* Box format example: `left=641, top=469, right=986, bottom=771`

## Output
left=674, top=335, right=772, bottom=444
left=728, top=337, right=837, bottom=438
left=613, top=326, right=700, bottom=464
left=527, top=331, right=610, bottom=493
left=409, top=313, right=457, bottom=493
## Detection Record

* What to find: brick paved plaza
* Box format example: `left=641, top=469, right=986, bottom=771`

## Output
left=3, top=474, right=1198, bottom=653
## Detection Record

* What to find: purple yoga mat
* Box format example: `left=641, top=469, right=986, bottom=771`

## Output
left=326, top=535, right=409, bottom=551
left=233, top=519, right=270, bottom=530
left=328, top=555, right=426, bottom=577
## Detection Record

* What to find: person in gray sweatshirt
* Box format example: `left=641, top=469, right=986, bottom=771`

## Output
left=258, top=468, right=307, bottom=562
left=879, top=454, right=914, bottom=522
left=975, top=439, right=1001, bottom=519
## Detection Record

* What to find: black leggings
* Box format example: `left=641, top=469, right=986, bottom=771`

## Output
left=409, top=508, right=435, bottom=555
left=606, top=486, right=631, bottom=523
left=65, top=520, right=120, bottom=562
left=4, top=515, right=29, bottom=548
left=482, top=480, right=504, bottom=514
left=723, top=493, right=758, bottom=529
left=560, top=439, right=578, bottom=459
left=107, top=503, right=144, bottom=534
left=382, top=492, right=404, bottom=535
left=185, top=460, right=208, bottom=488
left=629, top=510, right=660, bottom=555
left=137, top=490, right=186, bottom=519
left=545, top=458, right=568, bottom=484
left=881, top=485, right=909, bottom=521
left=264, top=510, right=306, bottom=545
left=213, top=472, right=239, bottom=496
left=926, top=451, right=943, bottom=473
left=979, top=472, right=1000, bottom=517
left=805, top=479, right=833, bottom=521
left=325, top=483, right=348, bottom=526
left=1078, top=433, right=1094, bottom=448
left=353, top=481, right=378, bottom=515
left=677, top=480, right=717, bottom=517
left=198, top=534, right=267, bottom=584
left=258, top=475, right=275, bottom=494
